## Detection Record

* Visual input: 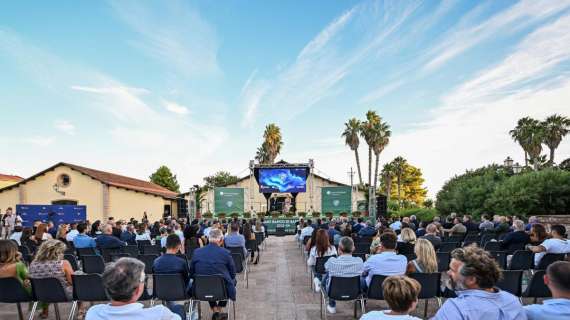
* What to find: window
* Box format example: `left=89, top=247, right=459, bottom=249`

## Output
left=57, top=174, right=71, bottom=188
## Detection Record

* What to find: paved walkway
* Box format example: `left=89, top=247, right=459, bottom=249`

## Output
left=0, top=236, right=436, bottom=319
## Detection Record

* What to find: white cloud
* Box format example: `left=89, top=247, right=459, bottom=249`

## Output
left=54, top=120, right=75, bottom=135
left=108, top=0, right=220, bottom=78
left=24, top=136, right=55, bottom=147
left=163, top=100, right=190, bottom=115
left=240, top=70, right=268, bottom=127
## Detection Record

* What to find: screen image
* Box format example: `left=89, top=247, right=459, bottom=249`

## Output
left=259, top=168, right=307, bottom=193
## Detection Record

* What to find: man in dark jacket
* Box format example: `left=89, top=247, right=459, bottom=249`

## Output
left=96, top=224, right=126, bottom=248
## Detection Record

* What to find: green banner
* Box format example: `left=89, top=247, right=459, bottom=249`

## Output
left=321, top=186, right=352, bottom=214
left=214, top=188, right=244, bottom=214
left=357, top=200, right=368, bottom=212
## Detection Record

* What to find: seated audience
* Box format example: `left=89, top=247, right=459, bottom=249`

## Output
left=524, top=261, right=570, bottom=320
left=73, top=223, right=96, bottom=249
left=478, top=214, right=494, bottom=232
left=225, top=223, right=247, bottom=258
left=420, top=224, right=442, bottom=251
left=66, top=223, right=79, bottom=242
left=358, top=221, right=376, bottom=237
left=134, top=223, right=151, bottom=242
left=29, top=240, right=76, bottom=318
left=529, top=223, right=548, bottom=246
left=463, top=215, right=479, bottom=233
left=300, top=219, right=314, bottom=242
left=528, top=224, right=570, bottom=268
left=189, top=228, right=236, bottom=319
left=406, top=238, right=437, bottom=274
left=433, top=245, right=526, bottom=319
left=364, top=232, right=407, bottom=288
left=415, top=222, right=427, bottom=237
left=9, top=226, right=23, bottom=245
left=445, top=218, right=467, bottom=236
left=120, top=224, right=137, bottom=245
left=242, top=223, right=259, bottom=264
left=96, top=224, right=126, bottom=249
left=360, top=276, right=422, bottom=320
left=0, top=239, right=29, bottom=291
left=56, top=224, right=69, bottom=244
left=152, top=234, right=189, bottom=320
left=397, top=228, right=416, bottom=256
left=307, top=229, right=337, bottom=292
left=86, top=257, right=180, bottom=320
left=321, top=237, right=364, bottom=314
left=493, top=216, right=510, bottom=237
left=500, top=219, right=530, bottom=253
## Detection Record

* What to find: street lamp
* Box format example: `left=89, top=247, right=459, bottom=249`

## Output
left=513, top=162, right=522, bottom=174
left=504, top=156, right=514, bottom=168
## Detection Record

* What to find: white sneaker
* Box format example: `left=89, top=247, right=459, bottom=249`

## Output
left=326, top=305, right=336, bottom=314
left=313, top=278, right=321, bottom=293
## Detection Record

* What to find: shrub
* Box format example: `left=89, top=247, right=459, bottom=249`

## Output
left=396, top=208, right=438, bottom=222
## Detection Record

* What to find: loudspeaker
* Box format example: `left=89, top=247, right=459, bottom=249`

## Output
left=376, top=194, right=387, bottom=219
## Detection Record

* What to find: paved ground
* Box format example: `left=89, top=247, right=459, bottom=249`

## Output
left=0, top=236, right=540, bottom=319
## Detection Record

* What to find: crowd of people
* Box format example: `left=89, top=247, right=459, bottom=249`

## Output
left=298, top=213, right=570, bottom=319
left=0, top=213, right=268, bottom=320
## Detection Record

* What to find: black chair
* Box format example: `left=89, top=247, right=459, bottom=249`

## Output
left=231, top=253, right=248, bottom=288
left=185, top=245, right=197, bottom=260
left=76, top=247, right=97, bottom=258
left=322, top=276, right=365, bottom=320
left=121, top=244, right=140, bottom=257
left=509, top=250, right=533, bottom=270
left=99, top=247, right=123, bottom=263
left=463, top=235, right=480, bottom=247
left=141, top=245, right=161, bottom=255
left=535, top=253, right=566, bottom=270
left=246, top=239, right=258, bottom=255
left=275, top=226, right=286, bottom=237
left=69, top=274, right=108, bottom=319
left=190, top=275, right=236, bottom=320
left=438, top=242, right=459, bottom=252
left=137, top=254, right=158, bottom=274
left=110, top=252, right=131, bottom=262
left=354, top=242, right=371, bottom=255
left=302, top=236, right=311, bottom=246
left=30, top=277, right=72, bottom=320
left=497, top=270, right=522, bottom=296
left=437, top=252, right=451, bottom=272
left=153, top=273, right=190, bottom=304
left=523, top=270, right=551, bottom=303
left=488, top=251, right=507, bottom=269
left=408, top=273, right=442, bottom=318
left=81, top=255, right=106, bottom=274
left=315, top=256, right=333, bottom=275
left=64, top=254, right=79, bottom=271
left=136, top=240, right=152, bottom=248
left=447, top=235, right=465, bottom=243
left=0, top=277, right=33, bottom=320
left=484, top=241, right=501, bottom=252
left=255, top=232, right=265, bottom=250
left=365, top=274, right=388, bottom=300
left=352, top=253, right=367, bottom=261
left=480, top=234, right=496, bottom=247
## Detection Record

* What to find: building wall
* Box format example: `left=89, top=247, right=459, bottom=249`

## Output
left=204, top=174, right=366, bottom=213
left=108, top=186, right=165, bottom=223
left=0, top=188, right=20, bottom=211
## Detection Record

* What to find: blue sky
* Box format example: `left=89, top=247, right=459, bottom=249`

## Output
left=1, top=0, right=570, bottom=197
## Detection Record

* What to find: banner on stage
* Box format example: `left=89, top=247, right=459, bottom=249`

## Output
left=16, top=204, right=87, bottom=227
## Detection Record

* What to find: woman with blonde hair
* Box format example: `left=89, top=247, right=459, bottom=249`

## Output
left=0, top=239, right=29, bottom=290
left=406, top=238, right=438, bottom=274
left=397, top=227, right=416, bottom=256
left=56, top=224, right=69, bottom=244
left=29, top=239, right=76, bottom=318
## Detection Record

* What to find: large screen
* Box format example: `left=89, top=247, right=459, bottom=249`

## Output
left=259, top=167, right=307, bottom=193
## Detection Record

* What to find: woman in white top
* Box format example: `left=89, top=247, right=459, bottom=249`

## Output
left=360, top=276, right=422, bottom=320
left=134, top=223, right=151, bottom=242
left=253, top=221, right=265, bottom=234
left=307, top=229, right=337, bottom=292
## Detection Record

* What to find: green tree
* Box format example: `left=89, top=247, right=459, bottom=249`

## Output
left=261, top=123, right=283, bottom=164
left=149, top=165, right=180, bottom=193
left=542, top=114, right=570, bottom=164
left=341, top=118, right=364, bottom=185
left=381, top=159, right=427, bottom=207
left=391, top=156, right=407, bottom=208
left=372, top=120, right=391, bottom=192
left=203, top=171, right=240, bottom=189
left=381, top=163, right=395, bottom=202
left=510, top=117, right=544, bottom=170
left=423, top=199, right=433, bottom=209
left=361, top=110, right=381, bottom=187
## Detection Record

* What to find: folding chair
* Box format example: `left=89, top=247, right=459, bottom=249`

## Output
left=438, top=242, right=459, bottom=253
left=484, top=241, right=501, bottom=252
left=136, top=240, right=152, bottom=248
left=153, top=273, right=191, bottom=310
left=535, top=253, right=565, bottom=271
left=497, top=270, right=522, bottom=296
left=121, top=245, right=140, bottom=257
left=30, top=278, right=72, bottom=320
left=311, top=256, right=333, bottom=289
left=231, top=253, right=248, bottom=288
left=141, top=245, right=161, bottom=255
left=110, top=252, right=131, bottom=262
left=69, top=274, right=108, bottom=319
left=463, top=235, right=480, bottom=247
left=99, top=247, right=122, bottom=263
left=0, top=277, right=33, bottom=320
left=76, top=247, right=96, bottom=258
left=64, top=254, right=79, bottom=271
left=436, top=252, right=451, bottom=272
left=522, top=270, right=551, bottom=303
left=81, top=255, right=106, bottom=274
left=509, top=250, right=533, bottom=270
left=190, top=275, right=236, bottom=320
left=488, top=251, right=507, bottom=269
left=255, top=232, right=265, bottom=251
left=321, top=276, right=365, bottom=320
left=137, top=254, right=158, bottom=275
left=409, top=272, right=442, bottom=318
left=365, top=275, right=388, bottom=300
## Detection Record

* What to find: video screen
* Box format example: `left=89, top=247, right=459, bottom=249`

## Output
left=259, top=167, right=307, bottom=193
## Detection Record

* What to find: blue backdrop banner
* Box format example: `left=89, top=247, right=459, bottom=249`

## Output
left=16, top=204, right=87, bottom=227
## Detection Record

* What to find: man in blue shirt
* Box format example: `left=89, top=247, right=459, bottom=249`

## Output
left=153, top=234, right=189, bottom=320
left=120, top=223, right=137, bottom=245
left=357, top=221, right=376, bottom=237
left=224, top=223, right=247, bottom=258
left=190, top=228, right=236, bottom=319
left=524, top=261, right=570, bottom=320
left=73, top=223, right=96, bottom=248
left=96, top=224, right=126, bottom=248
left=433, top=246, right=526, bottom=320
left=363, top=232, right=407, bottom=288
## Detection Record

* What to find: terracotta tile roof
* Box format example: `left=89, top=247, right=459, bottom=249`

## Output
left=0, top=162, right=179, bottom=199
left=0, top=174, right=24, bottom=181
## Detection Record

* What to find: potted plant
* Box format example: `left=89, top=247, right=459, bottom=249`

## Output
left=271, top=211, right=281, bottom=219
left=298, top=211, right=307, bottom=218
left=312, top=211, right=321, bottom=218
left=243, top=211, right=251, bottom=219
left=257, top=211, right=266, bottom=219
left=352, top=211, right=361, bottom=218
left=203, top=211, right=213, bottom=219
left=285, top=211, right=295, bottom=218
left=325, top=212, right=334, bottom=220
left=231, top=212, right=239, bottom=219
left=340, top=212, right=348, bottom=218
left=217, top=212, right=226, bottom=219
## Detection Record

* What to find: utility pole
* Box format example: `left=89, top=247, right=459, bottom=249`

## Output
left=348, top=167, right=355, bottom=213
left=347, top=167, right=355, bottom=188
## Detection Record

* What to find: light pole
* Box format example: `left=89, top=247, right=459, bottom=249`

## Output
left=513, top=162, right=522, bottom=174
left=504, top=156, right=514, bottom=168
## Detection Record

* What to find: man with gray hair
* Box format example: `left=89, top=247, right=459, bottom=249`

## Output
left=500, top=219, right=530, bottom=254
left=86, top=257, right=181, bottom=319
left=190, top=228, right=236, bottom=319
left=421, top=223, right=442, bottom=250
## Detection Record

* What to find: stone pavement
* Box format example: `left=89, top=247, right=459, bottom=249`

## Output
left=0, top=236, right=441, bottom=319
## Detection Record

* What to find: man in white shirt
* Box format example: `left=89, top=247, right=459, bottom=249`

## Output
left=528, top=225, right=570, bottom=268
left=66, top=223, right=79, bottom=242
left=300, top=219, right=314, bottom=242
left=86, top=257, right=180, bottom=320
left=363, top=232, right=407, bottom=288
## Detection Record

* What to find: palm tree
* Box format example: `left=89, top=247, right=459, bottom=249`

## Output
left=341, top=118, right=363, bottom=185
left=372, top=120, right=391, bottom=192
left=381, top=163, right=394, bottom=202
left=391, top=156, right=407, bottom=208
left=262, top=123, right=283, bottom=164
left=510, top=117, right=543, bottom=168
left=542, top=114, right=570, bottom=164
left=255, top=143, right=270, bottom=164
left=361, top=110, right=381, bottom=187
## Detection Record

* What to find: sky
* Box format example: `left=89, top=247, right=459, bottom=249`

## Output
left=1, top=0, right=570, bottom=198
